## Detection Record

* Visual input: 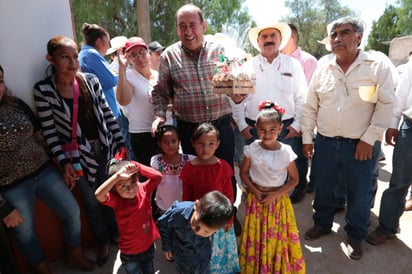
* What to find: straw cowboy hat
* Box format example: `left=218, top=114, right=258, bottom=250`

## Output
left=317, top=22, right=333, bottom=51
left=248, top=22, right=291, bottom=51
left=106, top=36, right=128, bottom=55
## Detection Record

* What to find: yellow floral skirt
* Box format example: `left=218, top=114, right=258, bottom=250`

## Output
left=239, top=192, right=305, bottom=274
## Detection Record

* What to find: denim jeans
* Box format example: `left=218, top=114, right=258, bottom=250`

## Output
left=233, top=123, right=245, bottom=166
left=2, top=163, right=81, bottom=266
left=335, top=141, right=381, bottom=209
left=117, top=112, right=135, bottom=160
left=246, top=118, right=308, bottom=192
left=175, top=259, right=210, bottom=274
left=377, top=120, right=412, bottom=235
left=75, top=140, right=114, bottom=246
left=311, top=134, right=372, bottom=242
left=120, top=244, right=155, bottom=274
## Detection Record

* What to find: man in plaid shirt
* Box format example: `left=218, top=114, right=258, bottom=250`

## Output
left=152, top=3, right=242, bottom=235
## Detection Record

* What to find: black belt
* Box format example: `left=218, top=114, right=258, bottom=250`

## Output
left=317, top=133, right=359, bottom=142
left=177, top=114, right=231, bottom=128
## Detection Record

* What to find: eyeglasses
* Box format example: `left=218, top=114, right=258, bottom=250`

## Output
left=129, top=50, right=148, bottom=59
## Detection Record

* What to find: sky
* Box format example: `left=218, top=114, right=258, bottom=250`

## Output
left=244, top=0, right=398, bottom=48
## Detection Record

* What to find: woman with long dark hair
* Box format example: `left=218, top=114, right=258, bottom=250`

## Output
left=33, top=36, right=126, bottom=266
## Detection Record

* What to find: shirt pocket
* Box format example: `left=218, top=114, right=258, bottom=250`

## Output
left=357, top=85, right=378, bottom=103
left=278, top=73, right=293, bottom=93
left=347, top=81, right=378, bottom=105
left=315, top=82, right=336, bottom=104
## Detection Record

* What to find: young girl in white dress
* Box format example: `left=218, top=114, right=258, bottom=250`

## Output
left=150, top=125, right=194, bottom=217
left=239, top=101, right=305, bottom=274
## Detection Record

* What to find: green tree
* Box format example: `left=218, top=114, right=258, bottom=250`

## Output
left=150, top=0, right=252, bottom=47
left=283, top=0, right=355, bottom=59
left=365, top=5, right=400, bottom=54
left=396, top=0, right=412, bottom=36
left=72, top=0, right=136, bottom=45
left=72, top=0, right=252, bottom=48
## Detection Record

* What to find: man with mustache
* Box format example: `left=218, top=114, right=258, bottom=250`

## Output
left=231, top=22, right=308, bottom=204
left=301, top=17, right=394, bottom=260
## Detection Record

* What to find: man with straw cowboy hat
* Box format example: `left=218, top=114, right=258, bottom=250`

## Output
left=231, top=22, right=308, bottom=204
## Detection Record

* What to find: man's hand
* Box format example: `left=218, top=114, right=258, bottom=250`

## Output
left=385, top=128, right=398, bottom=146
left=151, top=116, right=166, bottom=137
left=240, top=126, right=254, bottom=140
left=284, top=126, right=300, bottom=139
left=354, top=140, right=373, bottom=161
left=302, top=144, right=314, bottom=159
left=227, top=94, right=247, bottom=104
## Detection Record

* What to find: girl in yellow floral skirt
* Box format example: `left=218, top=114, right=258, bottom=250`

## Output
left=238, top=101, right=305, bottom=274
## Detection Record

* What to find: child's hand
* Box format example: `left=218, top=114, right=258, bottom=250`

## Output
left=163, top=251, right=173, bottom=261
left=259, top=191, right=281, bottom=205
left=118, top=163, right=137, bottom=180
left=251, top=189, right=265, bottom=201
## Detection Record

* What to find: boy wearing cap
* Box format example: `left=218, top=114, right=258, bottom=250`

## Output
left=230, top=22, right=308, bottom=204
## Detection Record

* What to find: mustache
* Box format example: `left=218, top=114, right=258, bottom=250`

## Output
left=264, top=42, right=275, bottom=47
left=332, top=43, right=345, bottom=50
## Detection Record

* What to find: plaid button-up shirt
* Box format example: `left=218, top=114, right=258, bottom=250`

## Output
left=152, top=40, right=232, bottom=123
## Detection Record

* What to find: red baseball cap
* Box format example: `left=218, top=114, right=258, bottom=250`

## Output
left=125, top=37, right=148, bottom=52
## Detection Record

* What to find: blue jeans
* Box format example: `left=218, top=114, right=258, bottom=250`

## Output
left=75, top=140, right=115, bottom=246
left=335, top=141, right=381, bottom=209
left=120, top=244, right=155, bottom=274
left=175, top=259, right=210, bottom=274
left=311, top=134, right=372, bottom=242
left=233, top=123, right=245, bottom=166
left=377, top=120, right=412, bottom=235
left=2, top=164, right=81, bottom=266
left=117, top=112, right=135, bottom=160
left=246, top=118, right=308, bottom=192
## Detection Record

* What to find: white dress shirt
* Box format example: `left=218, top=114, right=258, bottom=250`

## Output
left=232, top=53, right=307, bottom=132
left=391, top=58, right=412, bottom=128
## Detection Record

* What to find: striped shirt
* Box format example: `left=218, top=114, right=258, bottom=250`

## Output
left=152, top=40, right=232, bottom=123
left=33, top=73, right=125, bottom=184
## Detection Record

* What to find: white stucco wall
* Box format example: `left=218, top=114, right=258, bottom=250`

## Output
left=0, top=0, right=74, bottom=108
left=389, top=35, right=412, bottom=67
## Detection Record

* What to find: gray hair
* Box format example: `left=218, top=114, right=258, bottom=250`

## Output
left=329, top=17, right=364, bottom=35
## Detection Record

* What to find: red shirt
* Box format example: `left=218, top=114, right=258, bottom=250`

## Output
left=180, top=159, right=234, bottom=203
left=104, top=164, right=162, bottom=254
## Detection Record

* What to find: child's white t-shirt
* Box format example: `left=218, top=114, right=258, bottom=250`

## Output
left=243, top=140, right=297, bottom=187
